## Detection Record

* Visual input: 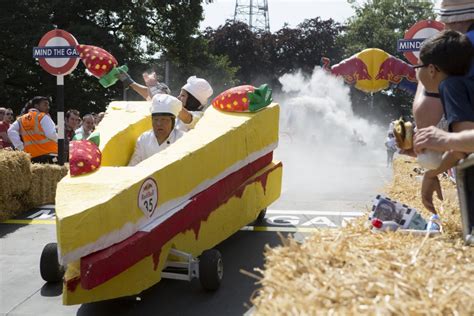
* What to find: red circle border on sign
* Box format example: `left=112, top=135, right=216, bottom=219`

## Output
left=37, top=29, right=79, bottom=75
left=403, top=20, right=445, bottom=65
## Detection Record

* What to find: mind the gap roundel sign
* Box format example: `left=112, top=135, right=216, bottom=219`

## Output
left=33, top=29, right=80, bottom=75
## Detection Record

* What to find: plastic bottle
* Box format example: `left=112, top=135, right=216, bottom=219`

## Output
left=371, top=218, right=401, bottom=231
left=426, top=214, right=441, bottom=231
left=143, top=72, right=170, bottom=97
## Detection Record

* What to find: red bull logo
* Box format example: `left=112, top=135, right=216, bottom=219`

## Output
left=322, top=48, right=417, bottom=93
left=376, top=56, right=417, bottom=83
left=330, top=57, right=372, bottom=84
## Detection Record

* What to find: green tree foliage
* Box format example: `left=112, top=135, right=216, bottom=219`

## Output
left=342, top=0, right=435, bottom=123
left=204, top=21, right=270, bottom=85
left=275, top=18, right=344, bottom=76
left=344, top=0, right=435, bottom=58
left=204, top=18, right=344, bottom=88
left=0, top=0, right=234, bottom=117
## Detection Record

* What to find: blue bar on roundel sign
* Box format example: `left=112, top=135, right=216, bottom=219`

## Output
left=32, top=46, right=80, bottom=58
left=397, top=39, right=426, bottom=52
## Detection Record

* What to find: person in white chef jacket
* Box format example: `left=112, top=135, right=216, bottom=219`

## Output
left=128, top=94, right=184, bottom=166
left=175, top=76, right=213, bottom=132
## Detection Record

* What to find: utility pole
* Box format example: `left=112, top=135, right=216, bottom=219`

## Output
left=233, top=0, right=270, bottom=33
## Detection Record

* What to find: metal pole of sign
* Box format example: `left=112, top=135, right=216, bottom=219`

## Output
left=57, top=75, right=65, bottom=165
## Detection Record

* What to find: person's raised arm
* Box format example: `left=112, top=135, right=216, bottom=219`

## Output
left=117, top=70, right=151, bottom=100
left=420, top=121, right=474, bottom=213
left=415, top=126, right=474, bottom=153
left=178, top=108, right=194, bottom=124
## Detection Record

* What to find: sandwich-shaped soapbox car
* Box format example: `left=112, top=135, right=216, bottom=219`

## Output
left=39, top=86, right=282, bottom=305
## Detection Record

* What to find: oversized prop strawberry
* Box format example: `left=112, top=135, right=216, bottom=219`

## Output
left=69, top=132, right=102, bottom=177
left=212, top=84, right=272, bottom=112
left=76, top=44, right=128, bottom=88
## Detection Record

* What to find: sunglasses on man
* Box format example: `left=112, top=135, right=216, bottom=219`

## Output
left=413, top=63, right=441, bottom=71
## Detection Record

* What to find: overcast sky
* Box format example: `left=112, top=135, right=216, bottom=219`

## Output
left=201, top=0, right=356, bottom=32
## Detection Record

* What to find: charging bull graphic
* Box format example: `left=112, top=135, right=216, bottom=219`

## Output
left=376, top=56, right=417, bottom=83
left=322, top=56, right=371, bottom=84
left=322, top=48, right=417, bottom=94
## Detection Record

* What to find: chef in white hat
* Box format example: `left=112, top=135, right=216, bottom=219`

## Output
left=128, top=94, right=184, bottom=166
left=176, top=76, right=213, bottom=132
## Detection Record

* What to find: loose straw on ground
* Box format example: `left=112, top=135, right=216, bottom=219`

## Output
left=251, top=157, right=473, bottom=315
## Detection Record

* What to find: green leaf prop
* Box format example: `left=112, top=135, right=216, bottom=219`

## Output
left=248, top=84, right=273, bottom=112
left=87, top=132, right=100, bottom=146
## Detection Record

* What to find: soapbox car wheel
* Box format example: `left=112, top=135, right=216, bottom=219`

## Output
left=199, top=249, right=223, bottom=291
left=256, top=208, right=267, bottom=223
left=40, top=243, right=64, bottom=282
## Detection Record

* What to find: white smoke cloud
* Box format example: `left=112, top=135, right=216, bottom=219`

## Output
left=274, top=67, right=388, bottom=208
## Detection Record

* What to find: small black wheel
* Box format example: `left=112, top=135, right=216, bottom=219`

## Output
left=40, top=243, right=64, bottom=282
left=199, top=249, right=223, bottom=291
left=256, top=208, right=267, bottom=223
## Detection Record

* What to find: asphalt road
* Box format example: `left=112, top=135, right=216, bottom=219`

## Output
left=0, top=149, right=391, bottom=316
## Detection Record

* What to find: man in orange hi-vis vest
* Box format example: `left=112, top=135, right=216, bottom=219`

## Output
left=8, top=96, right=58, bottom=164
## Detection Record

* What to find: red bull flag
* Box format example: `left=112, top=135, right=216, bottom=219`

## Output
left=322, top=48, right=417, bottom=93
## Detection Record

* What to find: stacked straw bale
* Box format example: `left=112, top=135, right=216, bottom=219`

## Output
left=0, top=151, right=32, bottom=220
left=252, top=157, right=474, bottom=315
left=0, top=150, right=67, bottom=221
left=27, top=163, right=68, bottom=207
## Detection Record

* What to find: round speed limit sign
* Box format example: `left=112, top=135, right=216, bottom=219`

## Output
left=138, top=178, right=158, bottom=218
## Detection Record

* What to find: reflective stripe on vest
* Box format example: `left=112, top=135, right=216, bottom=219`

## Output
left=19, top=111, right=57, bottom=158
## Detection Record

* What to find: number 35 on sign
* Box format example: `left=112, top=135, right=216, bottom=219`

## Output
left=138, top=178, right=158, bottom=217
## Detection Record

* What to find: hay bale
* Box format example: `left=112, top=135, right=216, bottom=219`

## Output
left=26, top=163, right=68, bottom=206
left=0, top=150, right=32, bottom=199
left=0, top=150, right=68, bottom=221
left=252, top=157, right=473, bottom=315
left=0, top=150, right=32, bottom=220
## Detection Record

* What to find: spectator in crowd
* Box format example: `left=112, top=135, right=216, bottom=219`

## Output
left=65, top=109, right=81, bottom=141
left=75, top=113, right=95, bottom=139
left=128, top=94, right=183, bottom=166
left=64, top=109, right=81, bottom=161
left=414, top=30, right=474, bottom=213
left=0, top=107, right=13, bottom=149
left=412, top=0, right=474, bottom=133
left=8, top=96, right=58, bottom=163
left=95, top=112, right=105, bottom=125
left=0, top=108, right=8, bottom=149
left=4, top=108, right=14, bottom=124
left=385, top=132, right=397, bottom=167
